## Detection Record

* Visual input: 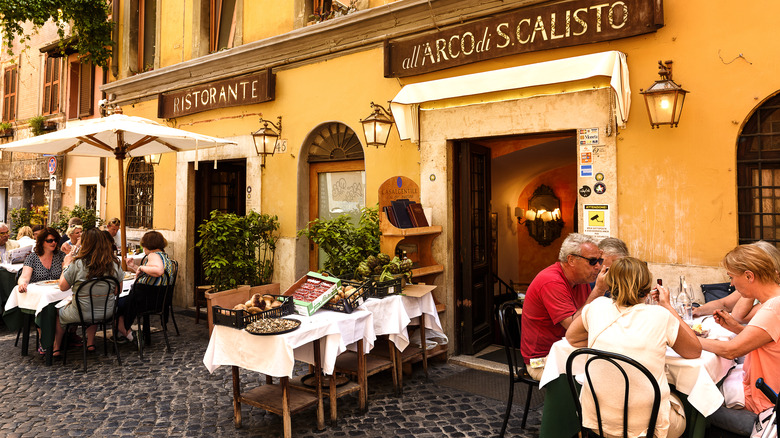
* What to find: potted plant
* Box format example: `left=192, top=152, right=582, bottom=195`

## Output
left=297, top=205, right=379, bottom=279
left=197, top=210, right=280, bottom=292
left=0, top=121, right=13, bottom=138
left=29, top=115, right=57, bottom=136
left=52, top=206, right=104, bottom=235
left=198, top=210, right=280, bottom=333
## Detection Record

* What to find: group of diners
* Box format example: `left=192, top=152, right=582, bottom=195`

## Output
left=11, top=217, right=174, bottom=358
left=521, top=232, right=779, bottom=438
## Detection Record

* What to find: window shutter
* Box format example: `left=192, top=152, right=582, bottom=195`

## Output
left=78, top=62, right=94, bottom=117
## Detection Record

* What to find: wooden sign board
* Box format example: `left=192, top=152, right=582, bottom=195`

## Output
left=402, top=284, right=437, bottom=298
left=158, top=69, right=275, bottom=119
left=385, top=0, right=663, bottom=77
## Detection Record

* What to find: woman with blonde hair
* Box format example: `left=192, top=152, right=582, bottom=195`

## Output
left=566, top=257, right=701, bottom=438
left=15, top=226, right=35, bottom=247
left=700, top=244, right=780, bottom=432
left=60, top=224, right=83, bottom=256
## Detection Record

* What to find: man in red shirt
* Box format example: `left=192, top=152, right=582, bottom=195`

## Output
left=521, top=233, right=608, bottom=380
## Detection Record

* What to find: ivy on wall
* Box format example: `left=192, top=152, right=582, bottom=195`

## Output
left=0, top=0, right=113, bottom=68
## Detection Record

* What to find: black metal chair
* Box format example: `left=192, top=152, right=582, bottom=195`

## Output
left=565, top=348, right=661, bottom=438
left=497, top=300, right=539, bottom=436
left=166, top=260, right=179, bottom=335
left=134, top=260, right=177, bottom=360
left=62, top=276, right=122, bottom=372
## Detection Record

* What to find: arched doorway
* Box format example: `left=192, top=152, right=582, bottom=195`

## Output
left=304, top=122, right=365, bottom=271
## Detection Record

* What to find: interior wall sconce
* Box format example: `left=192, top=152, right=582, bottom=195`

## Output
left=515, top=184, right=565, bottom=246
left=640, top=60, right=689, bottom=128
left=144, top=154, right=161, bottom=165
left=360, top=102, right=395, bottom=147
left=251, top=116, right=282, bottom=167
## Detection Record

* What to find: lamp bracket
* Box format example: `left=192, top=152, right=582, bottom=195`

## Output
left=258, top=115, right=282, bottom=134
left=370, top=102, right=394, bottom=120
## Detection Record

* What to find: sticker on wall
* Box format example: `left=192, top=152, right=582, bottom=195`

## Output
left=580, top=164, right=593, bottom=177
left=595, top=173, right=605, bottom=181
left=579, top=146, right=592, bottom=165
left=584, top=204, right=610, bottom=238
left=578, top=128, right=600, bottom=146
left=579, top=185, right=592, bottom=197
left=594, top=182, right=606, bottom=195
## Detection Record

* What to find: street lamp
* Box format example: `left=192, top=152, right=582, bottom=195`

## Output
left=251, top=116, right=282, bottom=167
left=360, top=102, right=394, bottom=147
left=640, top=60, right=689, bottom=128
left=144, top=154, right=161, bottom=165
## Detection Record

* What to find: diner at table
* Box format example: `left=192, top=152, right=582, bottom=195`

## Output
left=697, top=244, right=780, bottom=436
left=115, top=230, right=174, bottom=344
left=60, top=224, right=83, bottom=256
left=565, top=257, right=701, bottom=438
left=53, top=227, right=124, bottom=356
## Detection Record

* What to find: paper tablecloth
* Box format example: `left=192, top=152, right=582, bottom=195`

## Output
left=359, top=293, right=444, bottom=351
left=203, top=309, right=375, bottom=378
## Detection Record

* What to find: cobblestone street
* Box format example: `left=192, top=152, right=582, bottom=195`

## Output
left=0, top=311, right=542, bottom=437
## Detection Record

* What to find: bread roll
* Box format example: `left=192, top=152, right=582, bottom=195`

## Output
left=233, top=303, right=247, bottom=311
left=244, top=299, right=253, bottom=308
left=250, top=294, right=263, bottom=308
left=247, top=306, right=262, bottom=314
left=270, top=300, right=282, bottom=309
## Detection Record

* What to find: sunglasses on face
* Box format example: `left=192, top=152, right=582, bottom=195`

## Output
left=571, top=254, right=604, bottom=266
left=44, top=238, right=56, bottom=243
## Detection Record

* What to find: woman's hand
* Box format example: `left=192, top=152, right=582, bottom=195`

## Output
left=713, top=309, right=744, bottom=334
left=18, top=281, right=27, bottom=293
left=653, top=285, right=673, bottom=309
left=125, top=257, right=138, bottom=273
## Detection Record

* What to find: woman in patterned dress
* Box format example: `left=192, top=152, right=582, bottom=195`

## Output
left=17, top=227, right=66, bottom=292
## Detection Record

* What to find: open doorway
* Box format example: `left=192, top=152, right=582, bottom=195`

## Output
left=454, top=131, right=577, bottom=359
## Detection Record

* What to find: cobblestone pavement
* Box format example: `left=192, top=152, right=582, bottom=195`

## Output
left=0, top=312, right=542, bottom=437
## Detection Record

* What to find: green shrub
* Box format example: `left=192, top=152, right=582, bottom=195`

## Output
left=52, top=206, right=103, bottom=235
left=297, top=205, right=379, bottom=278
left=197, top=210, right=280, bottom=292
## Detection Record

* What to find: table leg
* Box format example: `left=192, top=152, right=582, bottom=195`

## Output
left=358, top=340, right=367, bottom=412
left=232, top=366, right=242, bottom=429
left=329, top=370, right=337, bottom=422
left=393, top=344, right=404, bottom=396
left=419, top=314, right=428, bottom=378
left=20, top=312, right=30, bottom=356
left=281, top=377, right=291, bottom=438
left=313, top=339, right=325, bottom=430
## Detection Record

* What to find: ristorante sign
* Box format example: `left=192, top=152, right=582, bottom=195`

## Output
left=158, top=70, right=275, bottom=118
left=384, top=0, right=663, bottom=77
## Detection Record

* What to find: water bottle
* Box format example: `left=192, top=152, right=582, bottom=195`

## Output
left=678, top=286, right=692, bottom=322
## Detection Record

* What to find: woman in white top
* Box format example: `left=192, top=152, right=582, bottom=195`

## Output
left=566, top=257, right=701, bottom=438
left=60, top=225, right=82, bottom=255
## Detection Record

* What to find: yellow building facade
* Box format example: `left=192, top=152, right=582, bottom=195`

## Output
left=103, top=0, right=780, bottom=355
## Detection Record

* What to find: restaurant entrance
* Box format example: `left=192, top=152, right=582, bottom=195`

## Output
left=455, top=132, right=578, bottom=357
left=193, top=159, right=247, bottom=288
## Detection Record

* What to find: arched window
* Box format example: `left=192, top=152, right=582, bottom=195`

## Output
left=737, top=93, right=780, bottom=245
left=126, top=157, right=154, bottom=229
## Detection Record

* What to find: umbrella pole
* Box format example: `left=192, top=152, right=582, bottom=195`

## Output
left=117, top=153, right=128, bottom=272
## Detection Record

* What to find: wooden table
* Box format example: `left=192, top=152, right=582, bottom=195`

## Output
left=203, top=309, right=376, bottom=437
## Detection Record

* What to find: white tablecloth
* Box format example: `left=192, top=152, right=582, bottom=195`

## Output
left=0, top=263, right=24, bottom=273
left=358, top=293, right=444, bottom=351
left=5, top=277, right=135, bottom=316
left=539, top=331, right=734, bottom=416
left=203, top=309, right=376, bottom=378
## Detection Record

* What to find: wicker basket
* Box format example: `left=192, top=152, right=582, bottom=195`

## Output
left=212, top=295, right=294, bottom=329
left=322, top=280, right=368, bottom=313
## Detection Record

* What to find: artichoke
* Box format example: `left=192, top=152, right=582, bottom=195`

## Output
left=366, top=255, right=378, bottom=270
left=376, top=253, right=391, bottom=265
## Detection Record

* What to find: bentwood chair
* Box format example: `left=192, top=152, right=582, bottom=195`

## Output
left=62, top=276, right=122, bottom=372
left=565, top=348, right=661, bottom=438
left=497, top=300, right=539, bottom=436
left=166, top=260, right=180, bottom=335
left=135, top=260, right=177, bottom=360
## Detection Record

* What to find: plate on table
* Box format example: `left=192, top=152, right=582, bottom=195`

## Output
left=245, top=318, right=301, bottom=336
left=35, top=279, right=59, bottom=286
left=123, top=272, right=135, bottom=281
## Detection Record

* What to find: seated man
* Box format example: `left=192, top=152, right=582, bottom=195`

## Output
left=0, top=222, right=19, bottom=261
left=520, top=233, right=607, bottom=380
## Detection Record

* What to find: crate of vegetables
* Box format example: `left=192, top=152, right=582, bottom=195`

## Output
left=212, top=293, right=293, bottom=329
left=355, top=253, right=414, bottom=299
left=283, top=272, right=341, bottom=316
left=368, top=274, right=405, bottom=299
left=322, top=280, right=368, bottom=314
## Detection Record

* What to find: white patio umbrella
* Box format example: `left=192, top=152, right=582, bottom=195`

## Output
left=0, top=113, right=236, bottom=267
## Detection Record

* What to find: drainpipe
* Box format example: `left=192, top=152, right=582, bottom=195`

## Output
left=110, top=0, right=120, bottom=78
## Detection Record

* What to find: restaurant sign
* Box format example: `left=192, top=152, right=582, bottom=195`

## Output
left=384, top=0, right=663, bottom=78
left=158, top=69, right=275, bottom=119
